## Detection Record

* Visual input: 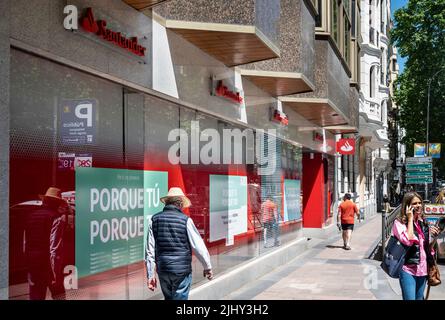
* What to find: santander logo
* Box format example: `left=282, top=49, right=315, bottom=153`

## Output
left=336, top=138, right=355, bottom=155
left=81, top=8, right=147, bottom=57
left=340, top=141, right=353, bottom=152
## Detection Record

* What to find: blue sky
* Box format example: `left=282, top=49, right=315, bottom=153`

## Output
left=391, top=0, right=407, bottom=73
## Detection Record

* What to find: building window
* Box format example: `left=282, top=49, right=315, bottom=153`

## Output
left=332, top=0, right=339, bottom=43
left=316, top=0, right=323, bottom=27
left=370, top=66, right=376, bottom=98
left=344, top=0, right=350, bottom=16
left=344, top=17, right=351, bottom=65
left=351, top=0, right=356, bottom=37
left=380, top=48, right=385, bottom=85
left=380, top=0, right=385, bottom=33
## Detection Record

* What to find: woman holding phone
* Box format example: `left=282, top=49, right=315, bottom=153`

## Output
left=392, top=192, right=440, bottom=300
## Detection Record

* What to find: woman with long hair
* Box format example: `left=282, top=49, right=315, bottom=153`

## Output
left=435, top=189, right=445, bottom=204
left=392, top=192, right=440, bottom=300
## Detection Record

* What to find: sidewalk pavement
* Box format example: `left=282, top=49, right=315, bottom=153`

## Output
left=223, top=213, right=445, bottom=300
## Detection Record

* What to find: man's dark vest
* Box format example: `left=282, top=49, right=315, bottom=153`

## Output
left=152, top=205, right=192, bottom=274
left=405, top=219, right=431, bottom=265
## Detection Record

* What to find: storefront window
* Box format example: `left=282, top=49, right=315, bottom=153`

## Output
left=9, top=50, right=304, bottom=300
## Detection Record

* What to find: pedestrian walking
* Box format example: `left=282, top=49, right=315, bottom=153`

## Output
left=435, top=189, right=445, bottom=204
left=145, top=187, right=213, bottom=300
left=383, top=194, right=390, bottom=213
left=25, top=187, right=69, bottom=300
left=261, top=196, right=280, bottom=248
left=337, top=193, right=359, bottom=250
left=392, top=192, right=440, bottom=300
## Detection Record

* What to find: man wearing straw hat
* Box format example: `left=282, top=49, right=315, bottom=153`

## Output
left=25, top=187, right=70, bottom=300
left=145, top=187, right=213, bottom=300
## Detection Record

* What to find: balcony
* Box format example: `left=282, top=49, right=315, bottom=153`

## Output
left=360, top=100, right=382, bottom=125
left=153, top=0, right=281, bottom=67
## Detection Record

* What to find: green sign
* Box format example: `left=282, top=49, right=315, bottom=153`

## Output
left=209, top=175, right=247, bottom=243
left=75, top=168, right=168, bottom=277
left=406, top=171, right=433, bottom=177
left=406, top=163, right=432, bottom=170
left=406, top=176, right=433, bottom=184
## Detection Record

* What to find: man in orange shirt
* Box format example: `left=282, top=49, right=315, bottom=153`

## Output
left=337, top=193, right=360, bottom=250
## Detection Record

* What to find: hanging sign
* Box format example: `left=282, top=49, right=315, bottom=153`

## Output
left=336, top=138, right=355, bottom=155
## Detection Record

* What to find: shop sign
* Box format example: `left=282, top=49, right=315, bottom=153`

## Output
left=58, top=152, right=93, bottom=171
left=60, top=99, right=96, bottom=145
left=336, top=138, right=355, bottom=155
left=58, top=152, right=76, bottom=171
left=313, top=131, right=324, bottom=142
left=271, top=109, right=288, bottom=126
left=211, top=79, right=243, bottom=104
left=75, top=168, right=168, bottom=277
left=424, top=204, right=445, bottom=215
left=75, top=154, right=93, bottom=168
left=80, top=8, right=147, bottom=57
left=209, top=175, right=247, bottom=245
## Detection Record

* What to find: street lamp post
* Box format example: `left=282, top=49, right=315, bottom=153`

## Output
left=425, top=68, right=445, bottom=201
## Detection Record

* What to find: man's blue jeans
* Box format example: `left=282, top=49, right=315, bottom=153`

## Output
left=158, top=272, right=192, bottom=300
left=399, top=269, right=427, bottom=300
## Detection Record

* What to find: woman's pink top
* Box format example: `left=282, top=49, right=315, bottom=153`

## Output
left=392, top=219, right=433, bottom=277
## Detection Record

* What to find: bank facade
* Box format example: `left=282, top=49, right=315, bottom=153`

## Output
left=1, top=0, right=362, bottom=299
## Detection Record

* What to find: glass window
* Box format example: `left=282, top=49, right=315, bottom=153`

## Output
left=9, top=50, right=305, bottom=301
left=332, top=0, right=338, bottom=43
left=344, top=19, right=351, bottom=65
left=351, top=0, right=356, bottom=37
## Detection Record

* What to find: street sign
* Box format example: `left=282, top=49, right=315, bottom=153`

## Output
left=406, top=177, right=433, bottom=184
left=406, top=171, right=433, bottom=178
left=406, top=163, right=433, bottom=170
left=406, top=156, right=432, bottom=164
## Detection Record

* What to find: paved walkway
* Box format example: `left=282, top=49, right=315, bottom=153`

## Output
left=223, top=213, right=445, bottom=300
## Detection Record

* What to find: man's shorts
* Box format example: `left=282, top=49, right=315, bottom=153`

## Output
left=341, top=224, right=354, bottom=231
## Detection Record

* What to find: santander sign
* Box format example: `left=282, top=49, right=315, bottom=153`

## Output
left=81, top=8, right=147, bottom=57
left=336, top=138, right=355, bottom=155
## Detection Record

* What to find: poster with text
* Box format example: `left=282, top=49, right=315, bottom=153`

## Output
left=283, top=179, right=301, bottom=222
left=75, top=168, right=167, bottom=277
left=209, top=175, right=247, bottom=243
left=60, top=99, right=97, bottom=145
